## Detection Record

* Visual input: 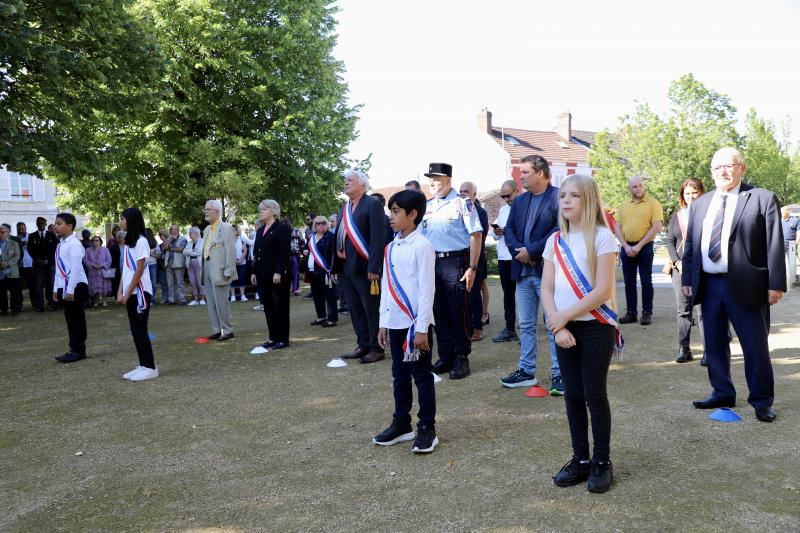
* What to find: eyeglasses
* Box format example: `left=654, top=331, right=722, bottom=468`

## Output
left=315, top=222, right=328, bottom=225
left=499, top=194, right=511, bottom=199
left=711, top=163, right=741, bottom=172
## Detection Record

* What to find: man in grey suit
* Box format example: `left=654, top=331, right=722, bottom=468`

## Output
left=202, top=200, right=238, bottom=341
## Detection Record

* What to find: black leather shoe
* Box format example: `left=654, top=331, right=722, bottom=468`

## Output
left=432, top=359, right=453, bottom=374
left=206, top=332, right=222, bottom=340
left=310, top=318, right=326, bottom=326
left=700, top=354, right=708, bottom=367
left=449, top=355, right=470, bottom=380
left=320, top=320, right=337, bottom=328
left=755, top=406, right=776, bottom=422
left=59, top=352, right=86, bottom=364
left=618, top=313, right=637, bottom=324
left=639, top=313, right=652, bottom=325
left=693, top=395, right=735, bottom=409
left=341, top=346, right=369, bottom=359
left=217, top=332, right=235, bottom=341
left=359, top=351, right=385, bottom=364
left=675, top=349, right=693, bottom=363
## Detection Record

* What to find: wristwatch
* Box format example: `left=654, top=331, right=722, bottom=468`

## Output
left=468, top=264, right=478, bottom=271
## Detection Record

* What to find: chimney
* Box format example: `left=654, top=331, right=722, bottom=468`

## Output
left=477, top=108, right=493, bottom=135
left=556, top=111, right=572, bottom=142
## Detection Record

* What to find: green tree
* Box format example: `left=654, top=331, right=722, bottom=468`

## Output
left=741, top=110, right=796, bottom=205
left=51, top=0, right=359, bottom=227
left=0, top=0, right=162, bottom=175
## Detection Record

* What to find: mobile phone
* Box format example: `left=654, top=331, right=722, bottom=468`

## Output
left=491, top=223, right=501, bottom=230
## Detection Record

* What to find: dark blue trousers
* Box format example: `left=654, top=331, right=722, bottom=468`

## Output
left=432, top=253, right=471, bottom=363
left=701, top=274, right=774, bottom=409
left=390, top=327, right=436, bottom=428
left=498, top=259, right=516, bottom=332
left=620, top=241, right=654, bottom=315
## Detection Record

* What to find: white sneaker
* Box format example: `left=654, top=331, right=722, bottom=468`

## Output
left=199, top=300, right=206, bottom=305
left=240, top=295, right=248, bottom=302
left=187, top=300, right=198, bottom=306
left=129, top=366, right=159, bottom=381
left=229, top=295, right=236, bottom=302
left=253, top=304, right=264, bottom=311
left=123, top=366, right=145, bottom=380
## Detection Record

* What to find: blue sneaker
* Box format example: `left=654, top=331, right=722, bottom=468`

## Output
left=500, top=368, right=537, bottom=388
left=550, top=375, right=565, bottom=396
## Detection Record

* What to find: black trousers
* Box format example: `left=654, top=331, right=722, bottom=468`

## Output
left=310, top=273, right=338, bottom=322
left=671, top=269, right=703, bottom=350
left=498, top=260, right=516, bottom=332
left=390, top=327, right=436, bottom=428
left=432, top=252, right=470, bottom=363
left=20, top=266, right=34, bottom=308
left=339, top=274, right=382, bottom=353
left=468, top=274, right=484, bottom=332
left=260, top=275, right=291, bottom=343
left=58, top=283, right=89, bottom=355
left=126, top=292, right=155, bottom=368
left=31, top=264, right=55, bottom=309
left=556, top=320, right=615, bottom=462
left=0, top=276, right=22, bottom=313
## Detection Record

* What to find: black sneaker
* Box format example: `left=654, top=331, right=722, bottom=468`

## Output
left=432, top=359, right=453, bottom=374
left=549, top=375, right=565, bottom=396
left=491, top=329, right=517, bottom=342
left=640, top=313, right=652, bottom=326
left=587, top=459, right=614, bottom=493
left=59, top=352, right=86, bottom=364
left=270, top=342, right=289, bottom=350
left=675, top=348, right=693, bottom=363
left=500, top=368, right=537, bottom=388
left=618, top=313, right=637, bottom=324
left=411, top=425, right=439, bottom=453
left=449, top=355, right=470, bottom=380
left=262, top=340, right=278, bottom=349
left=373, top=419, right=415, bottom=446
left=553, top=457, right=590, bottom=487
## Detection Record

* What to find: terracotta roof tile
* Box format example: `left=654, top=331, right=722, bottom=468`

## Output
left=489, top=127, right=596, bottom=164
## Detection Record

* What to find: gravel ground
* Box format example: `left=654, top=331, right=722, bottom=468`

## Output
left=2, top=282, right=799, bottom=532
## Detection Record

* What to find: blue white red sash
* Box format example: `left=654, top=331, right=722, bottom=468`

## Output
left=342, top=201, right=370, bottom=260
left=124, top=245, right=149, bottom=313
left=309, top=234, right=332, bottom=285
left=55, top=243, right=70, bottom=286
left=384, top=242, right=417, bottom=361
left=552, top=231, right=624, bottom=353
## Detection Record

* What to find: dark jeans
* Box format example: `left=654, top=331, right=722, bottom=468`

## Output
left=310, top=273, right=338, bottom=322
left=390, top=327, right=436, bottom=428
left=339, top=274, right=381, bottom=353
left=58, top=283, right=89, bottom=355
left=20, top=266, right=34, bottom=308
left=432, top=253, right=471, bottom=362
left=126, top=292, right=155, bottom=368
left=556, top=320, right=615, bottom=462
left=0, top=276, right=22, bottom=313
left=671, top=269, right=703, bottom=350
left=498, top=259, right=516, bottom=331
left=260, top=276, right=291, bottom=343
left=620, top=241, right=654, bottom=315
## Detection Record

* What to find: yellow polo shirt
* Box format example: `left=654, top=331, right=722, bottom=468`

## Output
left=616, top=195, right=663, bottom=242
left=203, top=220, right=219, bottom=259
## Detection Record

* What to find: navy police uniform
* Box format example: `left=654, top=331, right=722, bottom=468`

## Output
left=421, top=163, right=483, bottom=378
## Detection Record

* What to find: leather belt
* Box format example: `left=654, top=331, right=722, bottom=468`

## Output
left=435, top=249, right=468, bottom=258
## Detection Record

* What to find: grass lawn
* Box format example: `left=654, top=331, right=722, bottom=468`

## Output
left=2, top=283, right=799, bottom=532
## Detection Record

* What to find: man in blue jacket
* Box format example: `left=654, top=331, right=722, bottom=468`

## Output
left=500, top=155, right=563, bottom=395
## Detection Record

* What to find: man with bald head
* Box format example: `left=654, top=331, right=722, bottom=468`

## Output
left=614, top=175, right=664, bottom=325
left=681, top=147, right=785, bottom=422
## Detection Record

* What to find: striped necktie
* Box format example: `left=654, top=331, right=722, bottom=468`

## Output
left=707, top=195, right=727, bottom=262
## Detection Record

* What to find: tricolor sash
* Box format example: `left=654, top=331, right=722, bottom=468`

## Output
left=124, top=245, right=149, bottom=313
left=309, top=234, right=332, bottom=286
left=552, top=231, right=624, bottom=355
left=384, top=242, right=418, bottom=362
left=342, top=201, right=370, bottom=260
left=55, top=243, right=70, bottom=286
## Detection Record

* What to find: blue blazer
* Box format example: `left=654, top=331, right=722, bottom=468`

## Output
left=504, top=184, right=560, bottom=280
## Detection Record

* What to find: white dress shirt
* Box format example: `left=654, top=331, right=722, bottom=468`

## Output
left=701, top=185, right=740, bottom=274
left=53, top=233, right=88, bottom=295
left=379, top=227, right=436, bottom=332
left=493, top=204, right=512, bottom=260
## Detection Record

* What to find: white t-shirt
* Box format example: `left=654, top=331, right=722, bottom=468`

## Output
left=542, top=227, right=617, bottom=321
left=493, top=204, right=512, bottom=260
left=122, top=236, right=153, bottom=295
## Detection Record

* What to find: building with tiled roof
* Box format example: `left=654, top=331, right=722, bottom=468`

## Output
left=477, top=109, right=598, bottom=188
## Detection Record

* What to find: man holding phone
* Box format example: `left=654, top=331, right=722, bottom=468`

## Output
left=491, top=179, right=519, bottom=342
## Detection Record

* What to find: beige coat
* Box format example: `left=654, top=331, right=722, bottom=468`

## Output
left=0, top=238, right=21, bottom=279
left=201, top=221, right=238, bottom=286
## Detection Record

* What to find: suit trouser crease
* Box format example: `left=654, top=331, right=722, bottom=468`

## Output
left=516, top=274, right=559, bottom=376
left=556, top=320, right=615, bottom=462
left=59, top=283, right=88, bottom=355
left=620, top=241, right=654, bottom=314
left=432, top=254, right=470, bottom=362
left=701, top=274, right=774, bottom=408
left=126, top=292, right=155, bottom=368
left=261, top=276, right=290, bottom=343
left=203, top=266, right=233, bottom=335
left=340, top=273, right=382, bottom=353
left=390, top=327, right=436, bottom=428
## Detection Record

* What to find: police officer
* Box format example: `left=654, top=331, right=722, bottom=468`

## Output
left=421, top=163, right=483, bottom=379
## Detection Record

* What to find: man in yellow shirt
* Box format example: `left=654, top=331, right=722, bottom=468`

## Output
left=613, top=176, right=663, bottom=325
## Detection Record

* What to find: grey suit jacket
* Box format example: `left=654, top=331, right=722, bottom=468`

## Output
left=201, top=221, right=238, bottom=286
left=0, top=239, right=20, bottom=279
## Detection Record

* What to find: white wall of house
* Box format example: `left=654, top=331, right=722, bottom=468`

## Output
left=0, top=167, right=60, bottom=233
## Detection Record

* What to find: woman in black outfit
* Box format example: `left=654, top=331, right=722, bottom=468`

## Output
left=250, top=199, right=292, bottom=352
left=666, top=178, right=705, bottom=364
left=303, top=215, right=338, bottom=327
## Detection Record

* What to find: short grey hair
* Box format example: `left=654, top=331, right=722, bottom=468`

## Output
left=344, top=168, right=370, bottom=190
left=258, top=199, right=281, bottom=218
left=189, top=226, right=201, bottom=236
left=205, top=199, right=223, bottom=212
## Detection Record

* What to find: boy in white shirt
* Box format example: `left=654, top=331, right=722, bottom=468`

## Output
left=52, top=213, right=90, bottom=363
left=373, top=190, right=438, bottom=453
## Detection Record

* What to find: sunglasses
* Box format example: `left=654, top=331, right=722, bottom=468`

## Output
left=500, top=194, right=512, bottom=199
left=315, top=221, right=328, bottom=225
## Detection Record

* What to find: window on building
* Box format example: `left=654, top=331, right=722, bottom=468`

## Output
left=10, top=172, right=33, bottom=200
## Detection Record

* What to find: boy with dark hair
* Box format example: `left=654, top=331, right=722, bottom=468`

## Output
left=52, top=212, right=89, bottom=363
left=373, top=190, right=439, bottom=453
